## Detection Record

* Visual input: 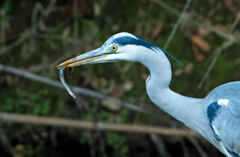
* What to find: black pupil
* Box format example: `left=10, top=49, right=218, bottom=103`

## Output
left=113, top=46, right=116, bottom=50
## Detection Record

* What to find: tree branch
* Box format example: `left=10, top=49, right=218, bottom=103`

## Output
left=0, top=113, right=199, bottom=137
left=151, top=0, right=238, bottom=41
left=0, top=64, right=177, bottom=125
left=198, top=9, right=240, bottom=89
left=188, top=137, right=208, bottom=157
left=197, top=40, right=235, bottom=89
left=164, top=0, right=192, bottom=50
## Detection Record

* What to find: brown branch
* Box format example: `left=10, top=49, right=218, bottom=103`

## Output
left=0, top=0, right=59, bottom=56
left=163, top=0, right=192, bottom=50
left=150, top=0, right=179, bottom=16
left=0, top=113, right=199, bottom=137
left=151, top=0, right=240, bottom=89
left=150, top=134, right=166, bottom=155
left=180, top=138, right=190, bottom=157
left=151, top=0, right=238, bottom=41
left=188, top=137, right=208, bottom=157
left=197, top=40, right=235, bottom=89
left=0, top=28, right=32, bottom=55
left=0, top=64, right=177, bottom=125
left=0, top=127, right=16, bottom=157
left=198, top=9, right=240, bottom=89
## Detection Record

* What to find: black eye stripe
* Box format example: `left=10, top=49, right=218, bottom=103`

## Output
left=103, top=34, right=183, bottom=66
left=111, top=36, right=158, bottom=52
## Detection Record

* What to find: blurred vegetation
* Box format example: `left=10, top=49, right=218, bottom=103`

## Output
left=0, top=0, right=240, bottom=156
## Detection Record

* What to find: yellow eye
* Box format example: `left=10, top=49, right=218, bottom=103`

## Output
left=111, top=45, right=118, bottom=51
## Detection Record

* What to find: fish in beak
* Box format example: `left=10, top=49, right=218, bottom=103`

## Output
left=59, top=65, right=76, bottom=99
left=57, top=46, right=118, bottom=99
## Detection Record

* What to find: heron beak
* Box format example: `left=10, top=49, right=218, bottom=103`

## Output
left=57, top=47, right=112, bottom=68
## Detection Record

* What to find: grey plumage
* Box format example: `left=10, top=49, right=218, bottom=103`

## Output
left=58, top=32, right=240, bottom=157
left=205, top=83, right=240, bottom=156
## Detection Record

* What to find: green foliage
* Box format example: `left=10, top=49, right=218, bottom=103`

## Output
left=2, top=2, right=11, bottom=13
left=1, top=0, right=240, bottom=156
left=107, top=133, right=129, bottom=157
left=79, top=131, right=92, bottom=144
left=1, top=98, right=16, bottom=111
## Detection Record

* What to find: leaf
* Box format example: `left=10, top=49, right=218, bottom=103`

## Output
left=111, top=84, right=124, bottom=99
left=184, top=63, right=193, bottom=74
left=91, top=77, right=107, bottom=90
left=173, top=63, right=194, bottom=76
left=151, top=21, right=165, bottom=38
left=198, top=27, right=210, bottom=37
left=62, top=26, right=71, bottom=42
left=101, top=100, right=121, bottom=111
left=173, top=69, right=184, bottom=76
left=124, top=81, right=133, bottom=91
left=99, top=77, right=107, bottom=88
left=224, top=0, right=238, bottom=14
left=93, top=2, right=101, bottom=16
left=215, top=24, right=232, bottom=33
left=192, top=44, right=205, bottom=61
left=206, top=3, right=221, bottom=20
left=191, top=35, right=210, bottom=51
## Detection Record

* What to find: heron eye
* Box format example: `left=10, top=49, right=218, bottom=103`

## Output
left=111, top=45, right=118, bottom=51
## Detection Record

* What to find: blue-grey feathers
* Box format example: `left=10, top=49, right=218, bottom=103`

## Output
left=207, top=101, right=221, bottom=124
left=105, top=34, right=184, bottom=66
left=207, top=99, right=240, bottom=156
left=159, top=47, right=184, bottom=67
left=228, top=99, right=240, bottom=117
left=228, top=151, right=240, bottom=157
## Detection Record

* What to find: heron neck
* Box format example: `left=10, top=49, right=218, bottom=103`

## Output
left=139, top=50, right=219, bottom=149
left=141, top=50, right=172, bottom=88
left=144, top=51, right=206, bottom=133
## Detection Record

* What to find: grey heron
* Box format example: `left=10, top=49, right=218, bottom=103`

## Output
left=58, top=32, right=240, bottom=157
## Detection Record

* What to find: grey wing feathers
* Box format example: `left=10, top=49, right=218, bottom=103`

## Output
left=228, top=99, right=240, bottom=117
left=207, top=99, right=240, bottom=156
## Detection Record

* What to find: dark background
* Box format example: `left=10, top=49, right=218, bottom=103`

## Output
left=0, top=0, right=240, bottom=156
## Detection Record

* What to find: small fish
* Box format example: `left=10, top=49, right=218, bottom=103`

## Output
left=68, top=67, right=73, bottom=79
left=59, top=65, right=76, bottom=99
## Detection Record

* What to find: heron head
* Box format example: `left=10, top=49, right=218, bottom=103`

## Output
left=57, top=32, right=183, bottom=68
